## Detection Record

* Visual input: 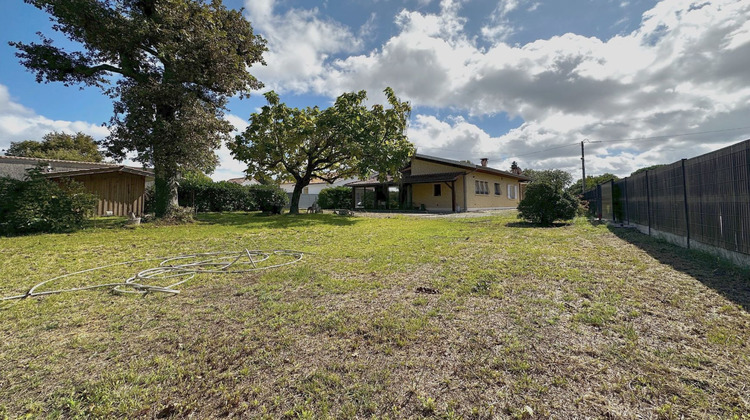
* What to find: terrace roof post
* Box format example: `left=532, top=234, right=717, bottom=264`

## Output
left=451, top=180, right=456, bottom=212
left=351, top=187, right=356, bottom=210
left=682, top=158, right=691, bottom=249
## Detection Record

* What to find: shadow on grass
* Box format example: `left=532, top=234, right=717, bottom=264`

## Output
left=505, top=221, right=572, bottom=228
left=606, top=223, right=750, bottom=311
left=196, top=212, right=360, bottom=228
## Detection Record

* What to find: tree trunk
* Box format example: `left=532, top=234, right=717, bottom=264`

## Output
left=153, top=161, right=179, bottom=217
left=288, top=179, right=309, bottom=214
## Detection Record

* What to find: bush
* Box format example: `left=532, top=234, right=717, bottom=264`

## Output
left=176, top=178, right=287, bottom=214
left=0, top=167, right=97, bottom=235
left=318, top=186, right=353, bottom=209
left=517, top=182, right=578, bottom=226
left=178, top=179, right=254, bottom=212
left=249, top=184, right=288, bottom=214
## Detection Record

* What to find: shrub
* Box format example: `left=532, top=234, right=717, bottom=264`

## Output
left=0, top=167, right=97, bottom=235
left=176, top=177, right=287, bottom=214
left=178, top=179, right=254, bottom=212
left=318, top=186, right=353, bottom=209
left=249, top=184, right=288, bottom=214
left=517, top=182, right=578, bottom=226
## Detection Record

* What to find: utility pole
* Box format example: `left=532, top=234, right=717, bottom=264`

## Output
left=581, top=140, right=586, bottom=194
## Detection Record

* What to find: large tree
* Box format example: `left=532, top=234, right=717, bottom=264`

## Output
left=6, top=131, right=104, bottom=162
left=230, top=88, right=414, bottom=214
left=10, top=0, right=267, bottom=216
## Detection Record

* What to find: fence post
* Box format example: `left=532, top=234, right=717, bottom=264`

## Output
left=624, top=178, right=629, bottom=225
left=645, top=170, right=651, bottom=236
left=681, top=159, right=690, bottom=249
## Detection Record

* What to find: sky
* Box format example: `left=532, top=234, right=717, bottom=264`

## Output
left=1, top=0, right=750, bottom=181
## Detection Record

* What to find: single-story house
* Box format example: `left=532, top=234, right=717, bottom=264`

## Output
left=346, top=154, right=530, bottom=212
left=0, top=155, right=154, bottom=216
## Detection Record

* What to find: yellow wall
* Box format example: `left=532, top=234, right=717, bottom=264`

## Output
left=465, top=171, right=521, bottom=209
left=412, top=182, right=455, bottom=212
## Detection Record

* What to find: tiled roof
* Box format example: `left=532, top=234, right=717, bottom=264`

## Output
left=401, top=171, right=464, bottom=184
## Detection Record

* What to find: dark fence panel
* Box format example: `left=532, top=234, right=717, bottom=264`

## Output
left=585, top=138, right=750, bottom=258
left=648, top=161, right=687, bottom=237
left=601, top=181, right=613, bottom=221
left=685, top=140, right=750, bottom=255
left=626, top=172, right=649, bottom=227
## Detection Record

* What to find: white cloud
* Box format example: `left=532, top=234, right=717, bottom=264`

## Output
left=0, top=84, right=110, bottom=154
left=243, top=0, right=362, bottom=93
left=312, top=0, right=750, bottom=177
left=227, top=0, right=750, bottom=179
left=210, top=113, right=250, bottom=181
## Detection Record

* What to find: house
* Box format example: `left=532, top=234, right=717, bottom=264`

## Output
left=346, top=154, right=530, bottom=212
left=0, top=155, right=154, bottom=216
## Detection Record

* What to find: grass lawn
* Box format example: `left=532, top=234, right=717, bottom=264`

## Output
left=1, top=211, right=748, bottom=418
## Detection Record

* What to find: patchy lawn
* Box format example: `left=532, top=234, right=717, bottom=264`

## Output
left=1, top=212, right=748, bottom=418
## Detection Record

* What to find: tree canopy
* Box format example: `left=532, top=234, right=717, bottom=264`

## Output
left=523, top=169, right=573, bottom=191
left=567, top=173, right=620, bottom=195
left=229, top=88, right=415, bottom=214
left=5, top=132, right=104, bottom=162
left=11, top=0, right=267, bottom=216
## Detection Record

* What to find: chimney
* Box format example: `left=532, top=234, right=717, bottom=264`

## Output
left=480, top=158, right=488, bottom=167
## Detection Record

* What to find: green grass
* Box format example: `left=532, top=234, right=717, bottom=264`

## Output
left=1, top=211, right=749, bottom=418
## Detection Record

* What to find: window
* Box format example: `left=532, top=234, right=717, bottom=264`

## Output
left=433, top=184, right=442, bottom=196
left=475, top=180, right=489, bottom=195
left=507, top=184, right=517, bottom=199
left=494, top=183, right=501, bottom=195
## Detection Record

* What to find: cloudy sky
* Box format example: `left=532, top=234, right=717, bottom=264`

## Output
left=2, top=0, right=749, bottom=181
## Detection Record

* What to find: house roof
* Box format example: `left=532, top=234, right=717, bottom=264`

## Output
left=226, top=177, right=248, bottom=184
left=401, top=171, right=465, bottom=184
left=44, top=166, right=155, bottom=179
left=412, top=154, right=531, bottom=181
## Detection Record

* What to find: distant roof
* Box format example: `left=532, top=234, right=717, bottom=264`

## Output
left=413, top=154, right=530, bottom=181
left=44, top=166, right=154, bottom=178
left=226, top=177, right=248, bottom=184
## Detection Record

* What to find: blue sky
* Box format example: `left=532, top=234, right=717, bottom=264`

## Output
left=2, top=0, right=750, bottom=181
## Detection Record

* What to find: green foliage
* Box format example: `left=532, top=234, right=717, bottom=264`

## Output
left=567, top=173, right=620, bottom=195
left=522, top=169, right=573, bottom=190
left=630, top=164, right=666, bottom=176
left=176, top=179, right=287, bottom=214
left=5, top=132, right=103, bottom=162
left=230, top=88, right=414, bottom=214
left=0, top=167, right=97, bottom=235
left=517, top=182, right=578, bottom=226
left=249, top=185, right=288, bottom=214
left=178, top=178, right=253, bottom=212
left=318, top=187, right=353, bottom=209
left=11, top=0, right=267, bottom=216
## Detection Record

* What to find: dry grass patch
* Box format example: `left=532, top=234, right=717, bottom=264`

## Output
left=1, top=212, right=748, bottom=418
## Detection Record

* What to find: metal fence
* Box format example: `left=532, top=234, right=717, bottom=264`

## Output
left=584, top=139, right=750, bottom=257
